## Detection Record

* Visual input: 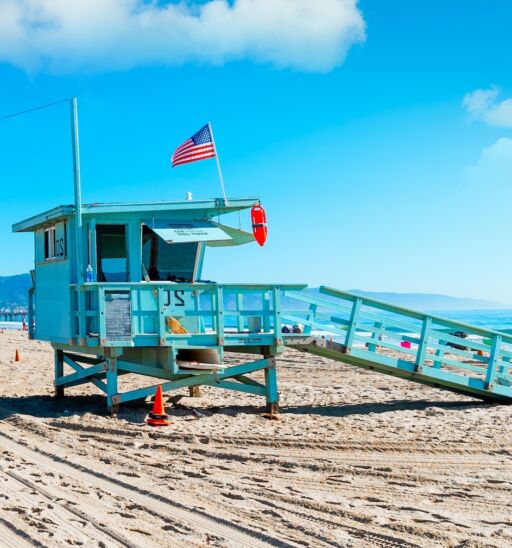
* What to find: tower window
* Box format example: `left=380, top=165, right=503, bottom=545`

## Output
left=44, top=227, right=56, bottom=260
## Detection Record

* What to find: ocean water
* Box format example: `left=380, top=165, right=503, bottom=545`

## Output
left=435, top=309, right=512, bottom=332
left=0, top=321, right=22, bottom=330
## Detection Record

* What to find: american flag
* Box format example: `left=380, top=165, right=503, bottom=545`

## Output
left=171, top=124, right=216, bottom=168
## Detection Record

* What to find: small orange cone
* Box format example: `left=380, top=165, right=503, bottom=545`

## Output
left=14, top=349, right=21, bottom=362
left=146, top=385, right=169, bottom=427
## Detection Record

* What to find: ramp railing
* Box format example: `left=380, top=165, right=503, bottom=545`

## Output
left=282, top=287, right=512, bottom=400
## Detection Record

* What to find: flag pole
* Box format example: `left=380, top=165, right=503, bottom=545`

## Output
left=208, top=122, right=228, bottom=204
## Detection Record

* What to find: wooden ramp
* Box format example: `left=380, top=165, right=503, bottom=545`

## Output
left=283, top=287, right=512, bottom=402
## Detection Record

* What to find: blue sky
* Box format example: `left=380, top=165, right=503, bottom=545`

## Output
left=1, top=0, right=511, bottom=301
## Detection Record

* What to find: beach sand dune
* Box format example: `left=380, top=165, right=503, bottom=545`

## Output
left=0, top=330, right=511, bottom=547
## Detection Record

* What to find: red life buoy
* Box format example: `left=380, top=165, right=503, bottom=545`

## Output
left=251, top=204, right=267, bottom=246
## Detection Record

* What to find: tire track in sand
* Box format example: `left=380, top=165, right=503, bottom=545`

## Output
left=46, top=420, right=512, bottom=459
left=2, top=469, right=137, bottom=547
left=0, top=431, right=289, bottom=548
left=0, top=518, right=36, bottom=548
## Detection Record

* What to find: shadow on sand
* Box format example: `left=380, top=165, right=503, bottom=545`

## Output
left=0, top=394, right=496, bottom=421
left=281, top=399, right=495, bottom=417
left=0, top=394, right=113, bottom=419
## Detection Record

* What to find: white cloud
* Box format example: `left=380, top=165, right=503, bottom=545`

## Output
left=464, top=138, right=512, bottom=186
left=0, top=0, right=366, bottom=73
left=462, top=87, right=512, bottom=128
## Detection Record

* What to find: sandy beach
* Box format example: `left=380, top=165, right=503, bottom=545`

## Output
left=0, top=329, right=511, bottom=547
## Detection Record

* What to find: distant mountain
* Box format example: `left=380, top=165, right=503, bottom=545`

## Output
left=1, top=272, right=510, bottom=312
left=238, top=288, right=512, bottom=312
left=344, top=289, right=511, bottom=311
left=0, top=274, right=31, bottom=308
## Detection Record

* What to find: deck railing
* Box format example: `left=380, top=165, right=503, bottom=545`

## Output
left=283, top=286, right=512, bottom=397
left=71, top=282, right=306, bottom=348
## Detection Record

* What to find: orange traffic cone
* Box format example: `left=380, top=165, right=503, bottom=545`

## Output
left=146, top=385, right=169, bottom=427
left=14, top=349, right=21, bottom=362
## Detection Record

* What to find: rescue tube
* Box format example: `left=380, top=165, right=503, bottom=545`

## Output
left=251, top=204, right=267, bottom=246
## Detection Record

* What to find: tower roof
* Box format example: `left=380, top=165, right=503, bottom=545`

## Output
left=12, top=196, right=258, bottom=233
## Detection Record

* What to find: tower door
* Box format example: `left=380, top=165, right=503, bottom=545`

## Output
left=96, top=224, right=128, bottom=282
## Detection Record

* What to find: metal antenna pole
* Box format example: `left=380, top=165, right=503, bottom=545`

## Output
left=208, top=122, right=228, bottom=204
left=0, top=96, right=85, bottom=334
left=70, top=97, right=83, bottom=283
left=70, top=97, right=86, bottom=343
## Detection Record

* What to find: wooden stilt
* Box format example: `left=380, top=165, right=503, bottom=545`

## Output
left=54, top=349, right=64, bottom=399
left=189, top=386, right=200, bottom=397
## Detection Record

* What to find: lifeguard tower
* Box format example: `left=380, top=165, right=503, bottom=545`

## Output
left=13, top=195, right=303, bottom=414
left=12, top=98, right=512, bottom=415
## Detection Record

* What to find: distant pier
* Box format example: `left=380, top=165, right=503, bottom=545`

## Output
left=0, top=310, right=27, bottom=322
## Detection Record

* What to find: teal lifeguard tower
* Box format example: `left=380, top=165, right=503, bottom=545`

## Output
left=12, top=99, right=512, bottom=414
left=13, top=193, right=300, bottom=414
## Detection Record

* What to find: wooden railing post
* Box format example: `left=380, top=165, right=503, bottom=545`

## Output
left=485, top=335, right=502, bottom=389
left=272, top=288, right=282, bottom=337
left=215, top=286, right=224, bottom=344
left=236, top=292, right=244, bottom=332
left=415, top=317, right=432, bottom=371
left=305, top=302, right=318, bottom=335
left=433, top=340, right=446, bottom=369
left=367, top=321, right=382, bottom=352
left=157, top=287, right=166, bottom=345
left=344, top=297, right=362, bottom=352
left=262, top=291, right=271, bottom=333
left=500, top=354, right=510, bottom=378
left=77, top=286, right=86, bottom=345
left=98, top=286, right=106, bottom=345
